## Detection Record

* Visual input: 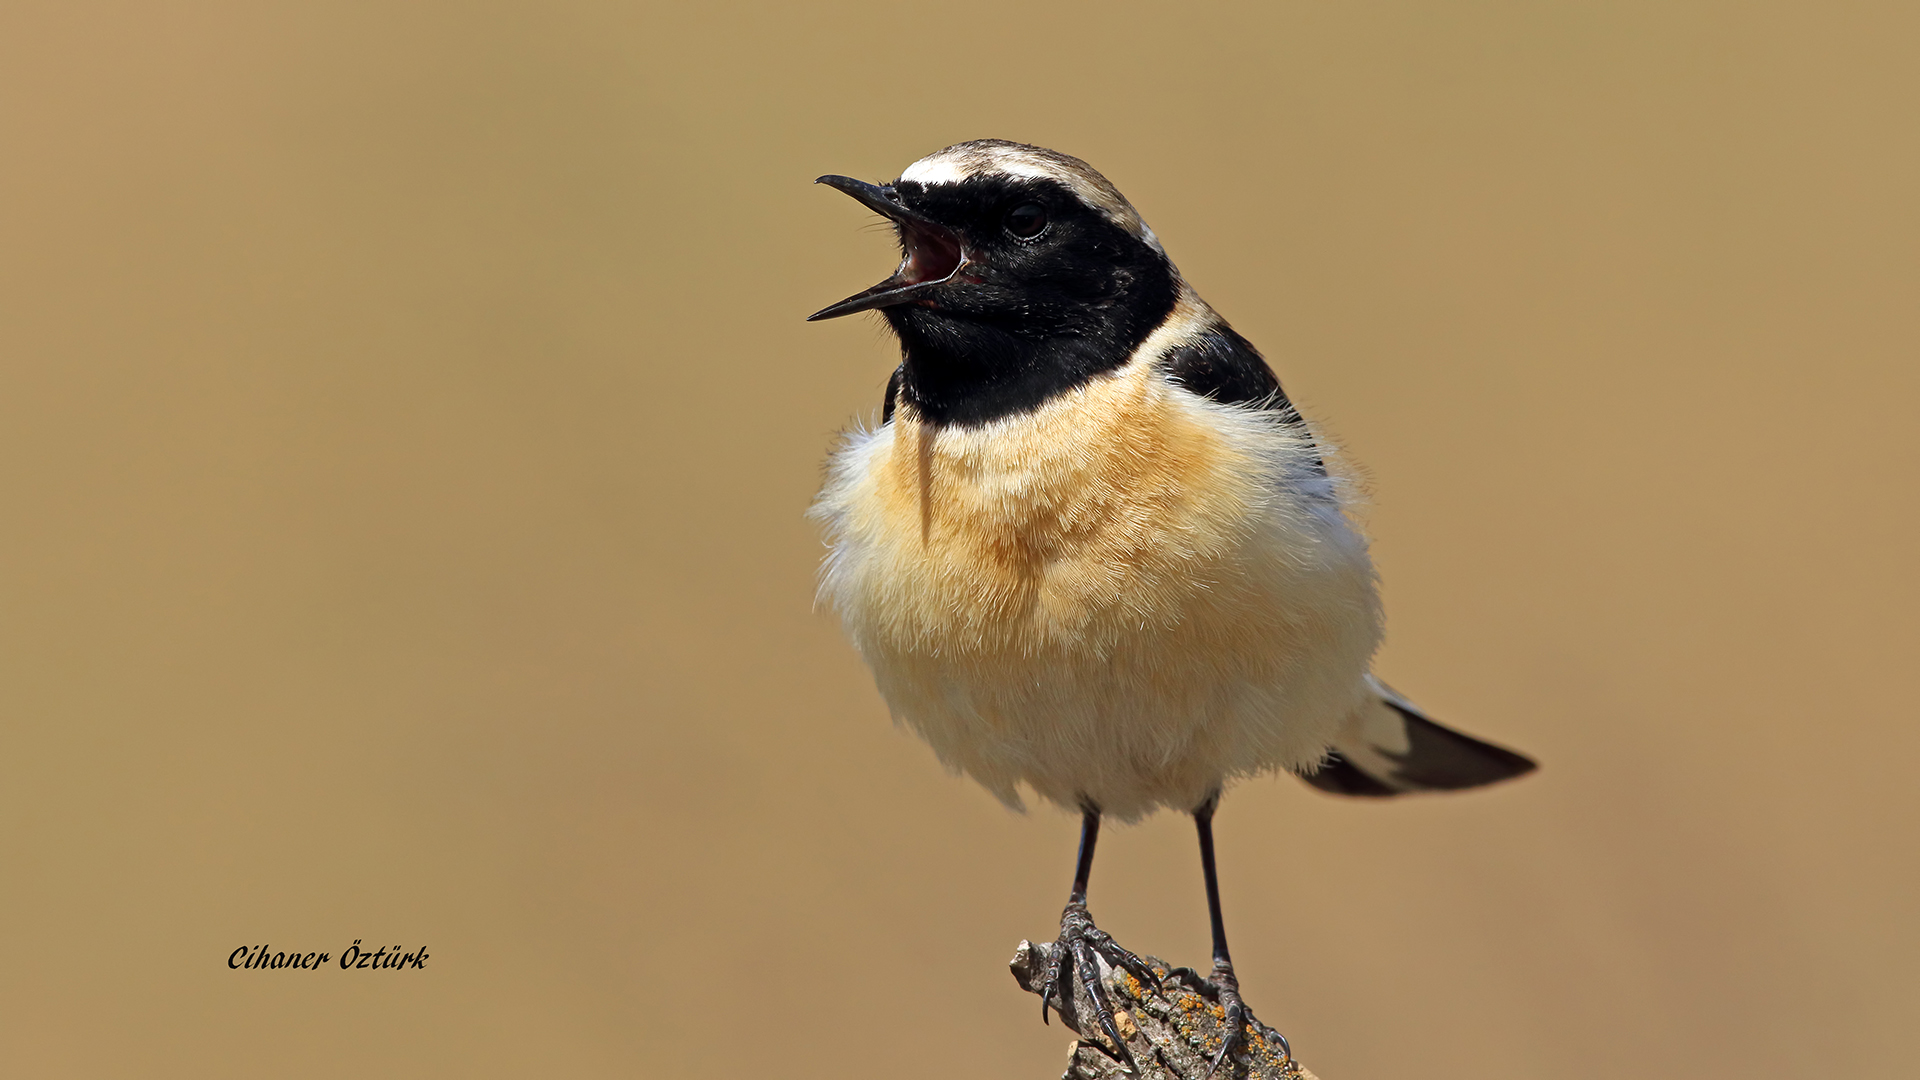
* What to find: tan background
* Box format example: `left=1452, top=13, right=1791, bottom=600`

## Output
left=2, top=1, right=1914, bottom=1077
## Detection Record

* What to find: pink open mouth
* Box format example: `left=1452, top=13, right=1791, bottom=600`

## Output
left=807, top=174, right=977, bottom=322
left=899, top=221, right=964, bottom=285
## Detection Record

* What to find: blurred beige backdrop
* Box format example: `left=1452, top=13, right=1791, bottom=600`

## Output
left=2, top=1, right=1915, bottom=1077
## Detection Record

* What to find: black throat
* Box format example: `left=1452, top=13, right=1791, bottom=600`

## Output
left=882, top=269, right=1178, bottom=426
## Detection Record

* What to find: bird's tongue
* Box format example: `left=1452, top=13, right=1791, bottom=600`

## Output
left=901, top=222, right=963, bottom=285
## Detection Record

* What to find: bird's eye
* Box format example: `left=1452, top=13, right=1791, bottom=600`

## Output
left=1004, top=202, right=1049, bottom=240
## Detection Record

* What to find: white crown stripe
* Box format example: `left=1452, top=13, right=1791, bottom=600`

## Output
left=893, top=141, right=1165, bottom=255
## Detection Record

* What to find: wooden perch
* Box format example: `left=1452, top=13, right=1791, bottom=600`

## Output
left=1010, top=939, right=1319, bottom=1080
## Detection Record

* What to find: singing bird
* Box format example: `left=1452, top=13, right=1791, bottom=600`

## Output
left=807, top=140, right=1534, bottom=1073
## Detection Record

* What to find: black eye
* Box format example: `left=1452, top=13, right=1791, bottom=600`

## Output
left=1003, top=202, right=1049, bottom=240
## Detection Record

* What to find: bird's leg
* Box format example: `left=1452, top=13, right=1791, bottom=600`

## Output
left=1195, top=793, right=1291, bottom=1080
left=1038, top=805, right=1159, bottom=1068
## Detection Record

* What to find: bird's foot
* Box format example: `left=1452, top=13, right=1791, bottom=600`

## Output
left=1039, top=899, right=1161, bottom=1068
left=1193, top=959, right=1292, bottom=1080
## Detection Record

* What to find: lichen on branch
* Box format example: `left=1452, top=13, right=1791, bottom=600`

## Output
left=1009, top=939, right=1319, bottom=1080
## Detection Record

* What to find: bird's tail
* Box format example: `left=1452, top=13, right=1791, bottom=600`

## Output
left=1300, top=675, right=1536, bottom=797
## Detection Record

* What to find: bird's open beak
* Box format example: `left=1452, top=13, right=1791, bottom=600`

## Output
left=807, top=175, right=968, bottom=322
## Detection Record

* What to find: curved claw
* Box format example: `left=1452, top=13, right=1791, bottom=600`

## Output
left=1109, top=945, right=1161, bottom=995
left=1071, top=938, right=1138, bottom=1069
left=1198, top=959, right=1297, bottom=1080
left=1037, top=937, right=1088, bottom=1031
left=1267, top=1026, right=1293, bottom=1068
left=1201, top=994, right=1246, bottom=1080
left=1038, top=903, right=1154, bottom=1071
left=1039, top=946, right=1061, bottom=1025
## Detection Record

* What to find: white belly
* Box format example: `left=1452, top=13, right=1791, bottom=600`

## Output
left=811, top=360, right=1382, bottom=820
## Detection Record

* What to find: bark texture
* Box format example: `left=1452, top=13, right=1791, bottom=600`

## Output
left=1009, top=940, right=1319, bottom=1080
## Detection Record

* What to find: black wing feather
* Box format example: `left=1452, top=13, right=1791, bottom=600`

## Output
left=1161, top=325, right=1323, bottom=472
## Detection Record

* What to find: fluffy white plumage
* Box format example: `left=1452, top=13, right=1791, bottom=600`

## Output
left=812, top=347, right=1384, bottom=820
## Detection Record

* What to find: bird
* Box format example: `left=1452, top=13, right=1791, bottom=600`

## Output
left=806, top=139, right=1535, bottom=1076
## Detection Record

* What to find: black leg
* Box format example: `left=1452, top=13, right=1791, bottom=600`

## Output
left=1037, top=804, right=1158, bottom=1068
left=1070, top=805, right=1100, bottom=904
left=1196, top=793, right=1232, bottom=969
left=1195, top=792, right=1291, bottom=1079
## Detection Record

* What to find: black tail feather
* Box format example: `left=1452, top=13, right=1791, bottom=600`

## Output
left=1380, top=700, right=1537, bottom=791
left=1299, top=680, right=1537, bottom=798
left=1299, top=751, right=1401, bottom=797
